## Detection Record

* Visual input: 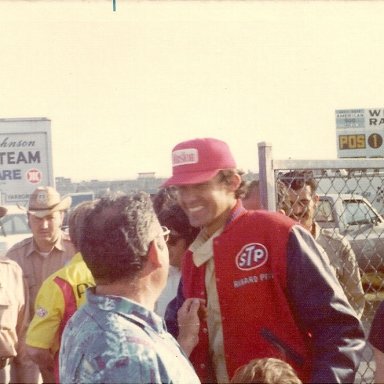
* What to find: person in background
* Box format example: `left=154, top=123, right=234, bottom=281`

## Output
left=6, top=186, right=75, bottom=382
left=0, top=206, right=29, bottom=384
left=230, top=357, right=302, bottom=384
left=154, top=203, right=199, bottom=317
left=164, top=137, right=365, bottom=383
left=275, top=180, right=292, bottom=215
left=368, top=300, right=384, bottom=383
left=152, top=187, right=178, bottom=215
left=59, top=192, right=202, bottom=383
left=281, top=171, right=365, bottom=319
left=243, top=179, right=287, bottom=213
left=26, top=200, right=96, bottom=383
left=242, top=180, right=263, bottom=210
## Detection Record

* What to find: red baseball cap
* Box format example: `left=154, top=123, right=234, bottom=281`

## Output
left=162, top=138, right=237, bottom=187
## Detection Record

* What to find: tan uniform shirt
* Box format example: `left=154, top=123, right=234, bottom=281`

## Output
left=6, top=232, right=76, bottom=317
left=191, top=228, right=229, bottom=383
left=314, top=222, right=365, bottom=318
left=0, top=258, right=29, bottom=358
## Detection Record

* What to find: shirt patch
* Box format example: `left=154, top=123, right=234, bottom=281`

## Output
left=235, top=243, right=268, bottom=271
left=36, top=306, right=48, bottom=317
left=172, top=148, right=198, bottom=167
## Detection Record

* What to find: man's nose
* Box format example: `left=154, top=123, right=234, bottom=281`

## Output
left=292, top=203, right=306, bottom=219
left=40, top=219, right=49, bottom=229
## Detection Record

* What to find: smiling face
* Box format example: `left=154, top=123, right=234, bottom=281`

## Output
left=287, top=185, right=319, bottom=232
left=174, top=172, right=240, bottom=237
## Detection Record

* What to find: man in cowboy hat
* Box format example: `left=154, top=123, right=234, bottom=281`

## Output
left=6, top=186, right=76, bottom=383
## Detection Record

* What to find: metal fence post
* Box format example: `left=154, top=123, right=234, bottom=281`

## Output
left=258, top=142, right=276, bottom=211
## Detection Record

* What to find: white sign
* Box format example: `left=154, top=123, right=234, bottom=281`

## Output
left=0, top=118, right=53, bottom=204
left=336, top=108, right=384, bottom=158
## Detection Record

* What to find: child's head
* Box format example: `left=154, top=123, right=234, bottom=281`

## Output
left=231, top=358, right=302, bottom=384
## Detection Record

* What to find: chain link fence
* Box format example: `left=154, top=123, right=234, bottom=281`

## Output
left=258, top=143, right=384, bottom=384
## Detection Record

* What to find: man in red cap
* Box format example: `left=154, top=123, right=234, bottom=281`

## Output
left=164, top=138, right=365, bottom=384
left=6, top=186, right=75, bottom=383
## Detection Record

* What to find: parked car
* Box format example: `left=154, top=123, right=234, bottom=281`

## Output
left=0, top=205, right=31, bottom=257
left=316, top=194, right=384, bottom=290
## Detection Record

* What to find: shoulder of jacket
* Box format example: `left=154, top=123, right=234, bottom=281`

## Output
left=320, top=228, right=345, bottom=242
left=0, top=257, right=15, bottom=265
left=6, top=236, right=34, bottom=254
left=244, top=209, right=295, bottom=227
left=0, top=257, right=23, bottom=272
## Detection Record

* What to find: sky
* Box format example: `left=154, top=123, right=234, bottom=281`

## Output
left=1, top=0, right=384, bottom=182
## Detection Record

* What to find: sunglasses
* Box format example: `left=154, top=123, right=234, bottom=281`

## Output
left=167, top=233, right=184, bottom=246
left=161, top=226, right=170, bottom=242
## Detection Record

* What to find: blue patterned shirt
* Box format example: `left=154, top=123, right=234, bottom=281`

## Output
left=59, top=288, right=200, bottom=384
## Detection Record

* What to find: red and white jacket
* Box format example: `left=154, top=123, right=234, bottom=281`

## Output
left=166, top=202, right=365, bottom=383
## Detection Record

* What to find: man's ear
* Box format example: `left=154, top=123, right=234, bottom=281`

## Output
left=147, top=240, right=162, bottom=268
left=228, top=173, right=242, bottom=192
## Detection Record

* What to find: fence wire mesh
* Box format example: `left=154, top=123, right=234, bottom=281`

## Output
left=257, top=144, right=384, bottom=384
left=273, top=167, right=383, bottom=384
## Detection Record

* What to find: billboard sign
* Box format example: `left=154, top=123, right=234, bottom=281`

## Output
left=0, top=118, right=54, bottom=204
left=336, top=108, right=384, bottom=158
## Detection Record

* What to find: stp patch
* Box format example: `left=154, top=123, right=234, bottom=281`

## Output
left=235, top=243, right=268, bottom=271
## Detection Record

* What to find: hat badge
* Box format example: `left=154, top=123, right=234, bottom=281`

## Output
left=36, top=191, right=49, bottom=205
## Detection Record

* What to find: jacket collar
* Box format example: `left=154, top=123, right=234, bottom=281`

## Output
left=224, top=199, right=247, bottom=230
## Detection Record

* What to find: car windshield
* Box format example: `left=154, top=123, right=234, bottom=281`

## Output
left=342, top=200, right=380, bottom=226
left=0, top=213, right=31, bottom=236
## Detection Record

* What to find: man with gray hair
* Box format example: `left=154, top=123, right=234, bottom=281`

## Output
left=59, top=192, right=201, bottom=383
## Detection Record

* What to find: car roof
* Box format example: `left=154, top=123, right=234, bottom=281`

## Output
left=319, top=193, right=366, bottom=200
left=0, top=205, right=27, bottom=215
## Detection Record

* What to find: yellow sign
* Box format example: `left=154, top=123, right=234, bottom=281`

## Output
left=339, top=134, right=366, bottom=150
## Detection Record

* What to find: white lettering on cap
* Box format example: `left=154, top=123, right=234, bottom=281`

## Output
left=172, top=148, right=198, bottom=167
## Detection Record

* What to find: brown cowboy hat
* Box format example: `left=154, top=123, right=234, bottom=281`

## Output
left=27, top=186, right=72, bottom=218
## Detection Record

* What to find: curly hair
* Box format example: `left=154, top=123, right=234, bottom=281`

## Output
left=80, top=192, right=158, bottom=284
left=218, top=169, right=247, bottom=199
left=231, top=358, right=302, bottom=384
left=280, top=170, right=317, bottom=194
left=152, top=187, right=178, bottom=215
left=158, top=203, right=199, bottom=247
